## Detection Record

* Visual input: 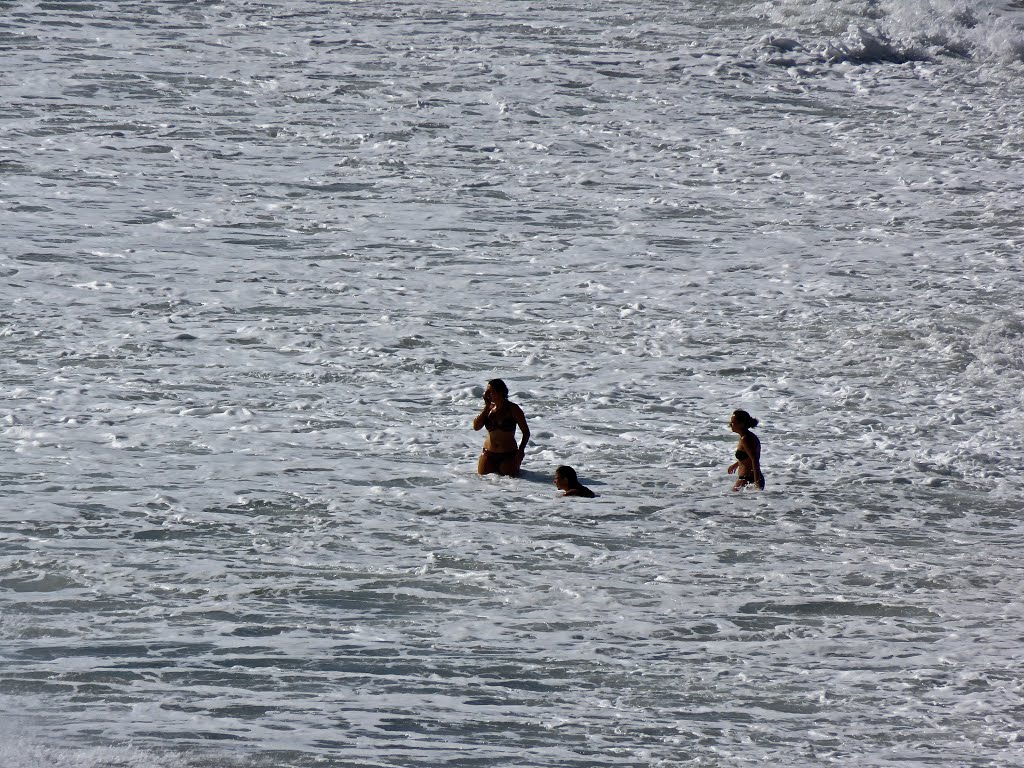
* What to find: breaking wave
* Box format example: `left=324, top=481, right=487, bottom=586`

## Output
left=754, top=0, right=1024, bottom=65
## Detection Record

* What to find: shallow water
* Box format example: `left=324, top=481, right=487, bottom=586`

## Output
left=2, top=1, right=1024, bottom=766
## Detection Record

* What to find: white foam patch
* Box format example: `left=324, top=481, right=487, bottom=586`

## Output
left=755, top=0, right=1024, bottom=63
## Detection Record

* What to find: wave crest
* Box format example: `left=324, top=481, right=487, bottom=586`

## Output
left=755, top=0, right=1024, bottom=64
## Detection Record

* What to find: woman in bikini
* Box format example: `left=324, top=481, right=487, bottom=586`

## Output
left=473, top=378, right=530, bottom=477
left=727, top=409, right=765, bottom=490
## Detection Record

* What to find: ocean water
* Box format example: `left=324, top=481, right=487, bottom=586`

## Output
left=2, top=0, right=1024, bottom=765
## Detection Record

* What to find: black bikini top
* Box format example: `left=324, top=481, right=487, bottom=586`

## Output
left=485, top=410, right=517, bottom=432
left=735, top=449, right=749, bottom=461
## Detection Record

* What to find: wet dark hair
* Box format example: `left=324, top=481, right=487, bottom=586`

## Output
left=555, top=465, right=579, bottom=484
left=487, top=378, right=509, bottom=398
left=732, top=409, right=759, bottom=429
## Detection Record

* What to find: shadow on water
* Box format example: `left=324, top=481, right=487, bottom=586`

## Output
left=515, top=468, right=555, bottom=486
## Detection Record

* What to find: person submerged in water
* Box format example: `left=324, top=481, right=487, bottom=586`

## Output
left=473, top=378, right=530, bottom=477
left=727, top=409, right=765, bottom=491
left=554, top=465, right=596, bottom=498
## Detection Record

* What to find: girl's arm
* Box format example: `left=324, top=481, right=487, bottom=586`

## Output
left=514, top=405, right=530, bottom=453
left=473, top=403, right=491, bottom=431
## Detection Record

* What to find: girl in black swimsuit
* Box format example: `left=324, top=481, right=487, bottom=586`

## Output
left=727, top=410, right=765, bottom=490
left=473, top=378, right=530, bottom=477
left=554, top=465, right=596, bottom=498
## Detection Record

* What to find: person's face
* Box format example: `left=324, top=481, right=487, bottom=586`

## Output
left=554, top=472, right=569, bottom=491
left=729, top=414, right=742, bottom=434
left=485, top=385, right=505, bottom=405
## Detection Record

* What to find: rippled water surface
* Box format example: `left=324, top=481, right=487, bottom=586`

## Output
left=2, top=1, right=1024, bottom=766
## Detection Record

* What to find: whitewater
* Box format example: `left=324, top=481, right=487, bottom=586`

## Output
left=2, top=0, right=1024, bottom=765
